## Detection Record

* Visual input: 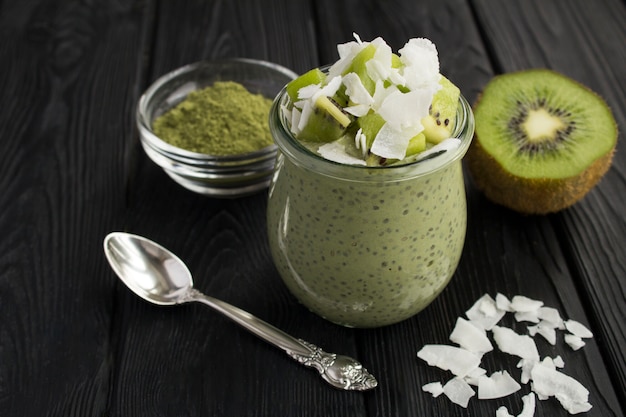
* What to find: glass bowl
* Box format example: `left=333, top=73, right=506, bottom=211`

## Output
left=136, top=58, right=298, bottom=197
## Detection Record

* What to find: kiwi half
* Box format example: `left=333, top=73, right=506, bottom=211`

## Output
left=467, top=69, right=617, bottom=215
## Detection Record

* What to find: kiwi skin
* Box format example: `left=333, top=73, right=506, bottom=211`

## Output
left=467, top=137, right=615, bottom=214
left=467, top=69, right=617, bottom=215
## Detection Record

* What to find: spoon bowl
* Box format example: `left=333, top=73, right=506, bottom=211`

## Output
left=104, top=232, right=192, bottom=305
left=103, top=231, right=378, bottom=391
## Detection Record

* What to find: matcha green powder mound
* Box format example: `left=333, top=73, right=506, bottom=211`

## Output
left=153, top=81, right=274, bottom=155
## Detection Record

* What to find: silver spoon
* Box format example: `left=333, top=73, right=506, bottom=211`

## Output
left=103, top=232, right=377, bottom=391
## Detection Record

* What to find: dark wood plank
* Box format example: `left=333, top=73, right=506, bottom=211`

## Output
left=472, top=0, right=626, bottom=409
left=0, top=0, right=150, bottom=415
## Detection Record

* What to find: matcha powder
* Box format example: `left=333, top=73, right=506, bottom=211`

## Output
left=153, top=81, right=274, bottom=155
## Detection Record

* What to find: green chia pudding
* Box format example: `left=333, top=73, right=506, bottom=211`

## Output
left=267, top=35, right=474, bottom=327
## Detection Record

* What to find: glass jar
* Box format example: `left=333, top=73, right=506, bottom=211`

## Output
left=267, top=82, right=475, bottom=328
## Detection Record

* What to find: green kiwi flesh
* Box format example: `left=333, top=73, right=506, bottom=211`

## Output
left=422, top=75, right=460, bottom=144
left=297, top=96, right=354, bottom=142
left=286, top=68, right=326, bottom=102
left=344, top=44, right=377, bottom=95
left=467, top=69, right=617, bottom=214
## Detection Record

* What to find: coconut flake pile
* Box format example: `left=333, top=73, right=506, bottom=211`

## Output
left=417, top=293, right=594, bottom=415
left=285, top=33, right=453, bottom=164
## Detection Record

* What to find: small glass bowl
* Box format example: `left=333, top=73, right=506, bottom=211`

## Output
left=136, top=58, right=298, bottom=197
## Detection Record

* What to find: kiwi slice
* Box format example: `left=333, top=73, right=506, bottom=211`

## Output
left=286, top=68, right=326, bottom=102
left=298, top=96, right=354, bottom=142
left=344, top=44, right=377, bottom=95
left=358, top=112, right=427, bottom=165
left=422, top=75, right=460, bottom=144
left=467, top=69, right=617, bottom=214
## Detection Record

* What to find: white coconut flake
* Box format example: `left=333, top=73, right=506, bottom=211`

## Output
left=495, top=406, right=515, bottom=417
left=492, top=325, right=540, bottom=361
left=342, top=72, right=374, bottom=106
left=510, top=295, right=544, bottom=313
left=329, top=35, right=366, bottom=78
left=530, top=362, right=592, bottom=414
left=537, top=306, right=563, bottom=327
left=422, top=381, right=444, bottom=398
left=297, top=83, right=321, bottom=100
left=515, top=310, right=540, bottom=324
left=316, top=75, right=343, bottom=101
left=466, top=294, right=506, bottom=330
left=376, top=88, right=431, bottom=132
left=464, top=366, right=487, bottom=386
left=398, top=38, right=440, bottom=91
left=517, top=358, right=538, bottom=384
left=449, top=317, right=493, bottom=354
left=317, top=141, right=367, bottom=166
left=443, top=377, right=475, bottom=408
left=417, top=344, right=481, bottom=377
left=553, top=355, right=565, bottom=368
left=297, top=100, right=313, bottom=132
left=564, top=320, right=594, bottom=339
left=518, top=392, right=537, bottom=417
left=564, top=334, right=586, bottom=351
left=528, top=322, right=557, bottom=345
left=477, top=371, right=521, bottom=399
left=344, top=104, right=371, bottom=118
left=370, top=122, right=413, bottom=160
left=495, top=293, right=513, bottom=312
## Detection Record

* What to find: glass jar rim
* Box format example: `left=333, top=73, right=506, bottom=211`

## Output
left=268, top=79, right=475, bottom=182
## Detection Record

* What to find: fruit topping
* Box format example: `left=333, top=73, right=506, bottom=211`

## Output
left=282, top=34, right=463, bottom=166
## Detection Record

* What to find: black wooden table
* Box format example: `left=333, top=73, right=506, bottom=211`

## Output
left=1, top=1, right=624, bottom=416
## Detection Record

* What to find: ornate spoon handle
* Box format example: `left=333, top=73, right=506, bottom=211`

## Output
left=187, top=289, right=377, bottom=391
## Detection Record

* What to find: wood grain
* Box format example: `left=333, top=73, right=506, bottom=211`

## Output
left=0, top=1, right=148, bottom=415
left=472, top=0, right=626, bottom=409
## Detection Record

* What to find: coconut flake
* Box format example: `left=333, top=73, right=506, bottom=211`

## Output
left=564, top=334, right=586, bottom=351
left=530, top=362, right=592, bottom=414
left=370, top=122, right=413, bottom=160
left=528, top=322, right=557, bottom=345
left=492, top=326, right=540, bottom=361
left=449, top=317, right=493, bottom=354
left=376, top=88, right=431, bottom=132
left=464, top=366, right=487, bottom=386
left=316, top=75, right=343, bottom=101
left=297, top=83, right=321, bottom=100
left=517, top=358, right=538, bottom=385
left=417, top=345, right=481, bottom=377
left=564, top=320, right=593, bottom=339
left=518, top=392, right=537, bottom=417
left=495, top=293, right=513, bottom=312
left=422, top=381, right=444, bottom=397
left=515, top=310, right=540, bottom=324
left=466, top=294, right=506, bottom=330
left=537, top=306, right=563, bottom=327
left=398, top=38, right=440, bottom=91
left=297, top=100, right=313, bottom=132
left=317, top=141, right=367, bottom=166
left=443, top=377, right=475, bottom=408
left=510, top=295, right=544, bottom=313
left=477, top=371, right=521, bottom=399
left=496, top=406, right=515, bottom=417
left=342, top=72, right=374, bottom=106
left=553, top=355, right=565, bottom=368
